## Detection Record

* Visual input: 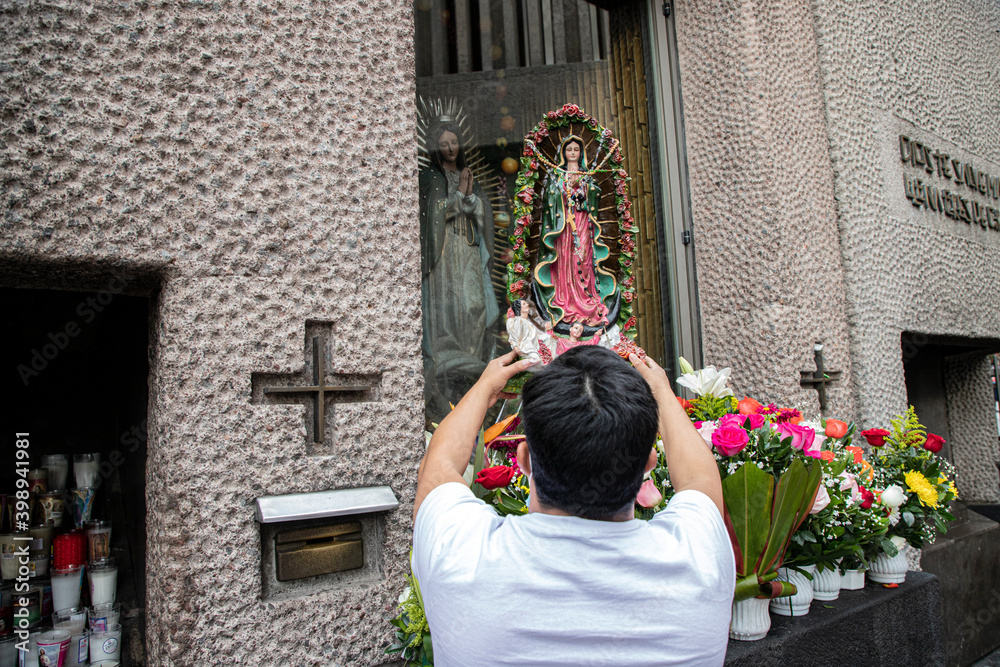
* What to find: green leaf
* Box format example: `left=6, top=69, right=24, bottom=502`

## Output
left=799, top=530, right=817, bottom=543
left=722, top=463, right=774, bottom=577
left=881, top=538, right=898, bottom=557
left=733, top=574, right=762, bottom=602
left=423, top=634, right=434, bottom=662
left=470, top=427, right=488, bottom=499
left=827, top=458, right=849, bottom=477
left=758, top=459, right=822, bottom=575
left=903, top=511, right=915, bottom=526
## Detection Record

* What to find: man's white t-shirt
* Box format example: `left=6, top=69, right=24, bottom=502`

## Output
left=412, top=483, right=736, bottom=666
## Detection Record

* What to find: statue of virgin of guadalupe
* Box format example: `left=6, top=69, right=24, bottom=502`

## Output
left=533, top=135, right=617, bottom=328
left=419, top=122, right=499, bottom=419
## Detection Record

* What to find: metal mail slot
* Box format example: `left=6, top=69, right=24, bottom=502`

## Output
left=274, top=521, right=363, bottom=581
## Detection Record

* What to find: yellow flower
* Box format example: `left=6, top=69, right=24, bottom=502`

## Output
left=905, top=471, right=939, bottom=508
left=939, top=476, right=959, bottom=499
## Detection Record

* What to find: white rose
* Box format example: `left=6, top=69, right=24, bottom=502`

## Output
left=890, top=535, right=907, bottom=550
left=697, top=421, right=718, bottom=448
left=880, top=484, right=907, bottom=509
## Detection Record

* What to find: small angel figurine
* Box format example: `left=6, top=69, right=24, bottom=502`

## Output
left=554, top=321, right=604, bottom=356
left=506, top=299, right=554, bottom=367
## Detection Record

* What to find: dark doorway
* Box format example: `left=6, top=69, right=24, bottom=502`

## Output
left=2, top=286, right=149, bottom=665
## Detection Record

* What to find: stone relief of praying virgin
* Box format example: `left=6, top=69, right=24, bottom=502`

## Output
left=418, top=97, right=506, bottom=424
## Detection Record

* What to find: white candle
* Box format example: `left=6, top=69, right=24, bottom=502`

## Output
left=53, top=607, right=87, bottom=635
left=88, top=564, right=118, bottom=606
left=51, top=567, right=83, bottom=612
left=88, top=603, right=120, bottom=632
left=66, top=632, right=90, bottom=667
left=74, top=460, right=99, bottom=488
left=88, top=623, right=121, bottom=662
left=42, top=455, right=69, bottom=491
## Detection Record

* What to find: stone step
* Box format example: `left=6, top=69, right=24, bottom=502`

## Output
left=921, top=506, right=1000, bottom=667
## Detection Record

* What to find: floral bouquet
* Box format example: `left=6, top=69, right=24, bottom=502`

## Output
left=860, top=407, right=958, bottom=558
left=644, top=358, right=825, bottom=600
left=784, top=425, right=890, bottom=574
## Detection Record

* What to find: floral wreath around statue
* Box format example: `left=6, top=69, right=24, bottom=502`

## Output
left=507, top=103, right=639, bottom=339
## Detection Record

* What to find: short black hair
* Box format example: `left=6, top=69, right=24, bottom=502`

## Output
left=521, top=346, right=658, bottom=519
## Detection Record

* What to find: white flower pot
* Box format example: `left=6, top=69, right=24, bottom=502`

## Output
left=769, top=565, right=816, bottom=617
left=868, top=551, right=908, bottom=584
left=812, top=565, right=841, bottom=601
left=840, top=568, right=866, bottom=590
left=730, top=596, right=771, bottom=641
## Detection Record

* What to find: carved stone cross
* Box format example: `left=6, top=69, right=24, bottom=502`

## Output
left=252, top=335, right=381, bottom=445
left=800, top=343, right=842, bottom=415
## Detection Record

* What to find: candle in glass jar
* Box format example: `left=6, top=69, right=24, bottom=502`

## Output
left=37, top=492, right=65, bottom=528
left=85, top=521, right=112, bottom=562
left=41, top=455, right=69, bottom=491
left=87, top=559, right=117, bottom=606
left=51, top=566, right=83, bottom=612
left=1, top=534, right=16, bottom=580
left=73, top=454, right=100, bottom=489
left=27, top=469, right=48, bottom=493
left=28, top=524, right=53, bottom=558
left=70, top=488, right=96, bottom=528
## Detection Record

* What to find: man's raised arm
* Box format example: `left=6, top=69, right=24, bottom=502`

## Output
left=413, top=351, right=530, bottom=521
left=629, top=354, right=725, bottom=516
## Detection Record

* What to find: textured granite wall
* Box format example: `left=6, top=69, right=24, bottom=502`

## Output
left=672, top=0, right=855, bottom=419
left=809, top=0, right=1000, bottom=500
left=674, top=0, right=1000, bottom=499
left=946, top=354, right=1000, bottom=503
left=0, top=0, right=420, bottom=664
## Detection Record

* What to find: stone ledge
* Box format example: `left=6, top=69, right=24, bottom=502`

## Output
left=725, top=571, right=944, bottom=666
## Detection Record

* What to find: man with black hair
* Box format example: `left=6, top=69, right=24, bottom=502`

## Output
left=412, top=346, right=735, bottom=666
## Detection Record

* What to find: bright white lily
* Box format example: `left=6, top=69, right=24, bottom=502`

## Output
left=676, top=363, right=735, bottom=398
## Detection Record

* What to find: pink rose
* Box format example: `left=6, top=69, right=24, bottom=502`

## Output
left=712, top=425, right=749, bottom=457
left=809, top=484, right=830, bottom=514
left=636, top=480, right=663, bottom=508
left=775, top=422, right=819, bottom=458
left=718, top=413, right=765, bottom=431
left=719, top=413, right=744, bottom=429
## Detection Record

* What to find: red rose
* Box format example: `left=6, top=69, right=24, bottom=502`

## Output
left=858, top=486, right=875, bottom=509
left=475, top=465, right=515, bottom=490
left=923, top=433, right=945, bottom=453
left=738, top=396, right=762, bottom=415
left=860, top=428, right=890, bottom=447
left=825, top=419, right=849, bottom=439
